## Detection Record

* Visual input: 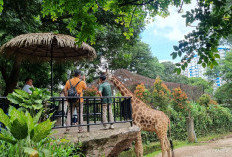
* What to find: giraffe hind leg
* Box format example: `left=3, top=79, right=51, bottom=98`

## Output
left=164, top=136, right=171, bottom=157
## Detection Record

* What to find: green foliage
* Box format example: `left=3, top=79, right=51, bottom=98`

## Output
left=220, top=51, right=232, bottom=82
left=0, top=106, right=55, bottom=156
left=188, top=77, right=213, bottom=95
left=41, top=0, right=191, bottom=44
left=174, top=0, right=232, bottom=71
left=214, top=83, right=232, bottom=107
left=160, top=61, right=189, bottom=84
left=0, top=137, right=83, bottom=157
left=0, top=0, right=3, bottom=13
left=198, top=94, right=217, bottom=107
left=139, top=101, right=232, bottom=144
left=7, top=88, right=50, bottom=116
left=124, top=42, right=164, bottom=79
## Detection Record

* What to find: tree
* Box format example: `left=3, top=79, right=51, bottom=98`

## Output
left=0, top=0, right=145, bottom=95
left=221, top=51, right=232, bottom=83
left=161, top=61, right=189, bottom=84
left=41, top=0, right=190, bottom=45
left=214, top=83, right=232, bottom=107
left=208, top=51, right=232, bottom=107
left=173, top=0, right=232, bottom=73
left=205, top=51, right=232, bottom=83
left=188, top=77, right=214, bottom=95
left=119, top=41, right=164, bottom=79
left=0, top=0, right=74, bottom=95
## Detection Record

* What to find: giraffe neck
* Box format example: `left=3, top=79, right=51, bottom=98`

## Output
left=110, top=76, right=134, bottom=97
left=110, top=76, right=148, bottom=108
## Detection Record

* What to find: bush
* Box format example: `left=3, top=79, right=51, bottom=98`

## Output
left=171, top=87, right=189, bottom=111
left=198, top=94, right=217, bottom=107
left=83, top=86, right=98, bottom=96
left=152, top=77, right=171, bottom=111
left=134, top=83, right=151, bottom=104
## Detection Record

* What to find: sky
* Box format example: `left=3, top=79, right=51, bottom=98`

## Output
left=140, top=1, right=197, bottom=63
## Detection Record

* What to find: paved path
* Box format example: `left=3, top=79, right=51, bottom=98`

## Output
left=156, top=135, right=232, bottom=157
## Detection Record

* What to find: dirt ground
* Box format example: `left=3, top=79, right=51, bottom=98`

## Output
left=156, top=135, right=232, bottom=157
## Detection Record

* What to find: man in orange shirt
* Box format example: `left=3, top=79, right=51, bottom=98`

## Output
left=64, top=70, right=87, bottom=133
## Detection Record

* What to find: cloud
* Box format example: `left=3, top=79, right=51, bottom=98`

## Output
left=147, top=1, right=197, bottom=41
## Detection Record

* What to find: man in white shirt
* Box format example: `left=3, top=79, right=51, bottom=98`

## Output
left=22, top=78, right=33, bottom=94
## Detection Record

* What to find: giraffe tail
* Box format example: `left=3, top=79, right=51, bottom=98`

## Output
left=168, top=120, right=175, bottom=157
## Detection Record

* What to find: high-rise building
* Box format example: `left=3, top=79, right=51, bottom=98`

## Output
left=181, top=54, right=207, bottom=79
left=181, top=48, right=230, bottom=89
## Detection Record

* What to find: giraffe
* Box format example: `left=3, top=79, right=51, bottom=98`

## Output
left=109, top=75, right=174, bottom=157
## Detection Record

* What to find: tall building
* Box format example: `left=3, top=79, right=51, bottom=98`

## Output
left=181, top=54, right=207, bottom=79
left=181, top=48, right=230, bottom=89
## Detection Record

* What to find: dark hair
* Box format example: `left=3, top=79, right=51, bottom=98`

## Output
left=100, top=75, right=106, bottom=81
left=74, top=70, right=81, bottom=77
left=25, top=78, right=32, bottom=83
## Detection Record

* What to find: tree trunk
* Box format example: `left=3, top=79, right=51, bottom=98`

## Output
left=186, top=112, right=197, bottom=143
left=3, top=58, right=22, bottom=96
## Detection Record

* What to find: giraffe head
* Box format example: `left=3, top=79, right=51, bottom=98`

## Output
left=100, top=69, right=112, bottom=81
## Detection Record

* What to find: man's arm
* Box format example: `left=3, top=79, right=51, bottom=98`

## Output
left=97, top=91, right=102, bottom=97
left=98, top=84, right=103, bottom=97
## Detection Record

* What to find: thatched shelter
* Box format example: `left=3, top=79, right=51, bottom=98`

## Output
left=0, top=33, right=97, bottom=95
left=0, top=33, right=96, bottom=62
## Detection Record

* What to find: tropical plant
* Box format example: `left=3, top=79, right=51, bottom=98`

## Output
left=0, top=106, right=55, bottom=156
left=173, top=0, right=232, bottom=73
left=7, top=88, right=50, bottom=117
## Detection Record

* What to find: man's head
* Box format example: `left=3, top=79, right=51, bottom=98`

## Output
left=74, top=70, right=81, bottom=77
left=25, top=78, right=33, bottom=86
left=99, top=75, right=106, bottom=82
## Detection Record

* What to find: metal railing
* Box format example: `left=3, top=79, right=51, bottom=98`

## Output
left=0, top=96, right=133, bottom=132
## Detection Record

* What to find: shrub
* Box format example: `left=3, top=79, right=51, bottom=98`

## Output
left=84, top=86, right=98, bottom=96
left=134, top=83, right=151, bottom=104
left=171, top=87, right=189, bottom=111
left=152, top=77, right=171, bottom=110
left=198, top=94, right=217, bottom=107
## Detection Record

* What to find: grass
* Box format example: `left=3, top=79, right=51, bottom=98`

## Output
left=119, top=132, right=232, bottom=157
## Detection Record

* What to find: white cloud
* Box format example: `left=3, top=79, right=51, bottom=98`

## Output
left=147, top=1, right=198, bottom=41
left=159, top=59, right=178, bottom=63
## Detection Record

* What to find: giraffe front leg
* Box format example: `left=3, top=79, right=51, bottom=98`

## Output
left=135, top=131, right=143, bottom=157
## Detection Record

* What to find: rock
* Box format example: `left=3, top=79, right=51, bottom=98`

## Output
left=52, top=123, right=140, bottom=157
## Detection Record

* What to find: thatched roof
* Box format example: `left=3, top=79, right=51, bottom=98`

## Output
left=0, top=33, right=96, bottom=62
